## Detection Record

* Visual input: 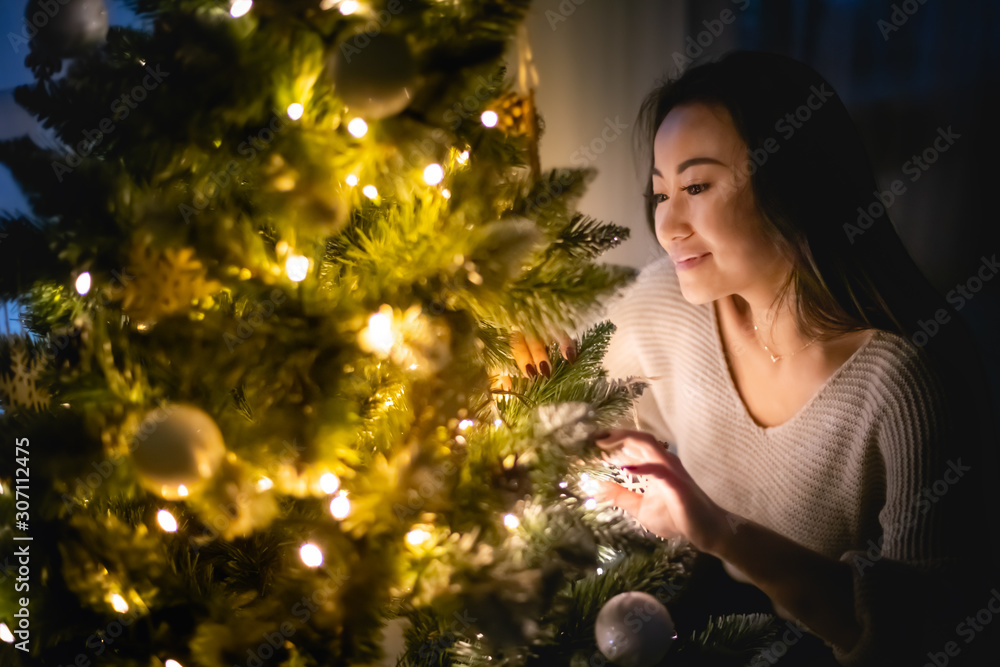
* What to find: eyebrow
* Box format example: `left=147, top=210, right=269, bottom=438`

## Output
left=651, top=156, right=727, bottom=177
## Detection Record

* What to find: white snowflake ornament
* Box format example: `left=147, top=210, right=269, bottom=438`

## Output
left=0, top=337, right=51, bottom=412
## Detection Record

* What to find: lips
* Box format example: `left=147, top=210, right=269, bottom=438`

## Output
left=673, top=252, right=709, bottom=263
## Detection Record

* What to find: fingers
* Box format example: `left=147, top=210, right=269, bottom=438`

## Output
left=509, top=328, right=537, bottom=378
left=594, top=479, right=645, bottom=516
left=556, top=330, right=577, bottom=364
left=524, top=334, right=551, bottom=379
left=594, top=430, right=672, bottom=467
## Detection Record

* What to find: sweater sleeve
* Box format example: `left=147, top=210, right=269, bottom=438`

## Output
left=828, top=343, right=992, bottom=665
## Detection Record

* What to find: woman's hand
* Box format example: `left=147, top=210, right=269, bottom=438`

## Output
left=593, top=429, right=729, bottom=553
left=492, top=325, right=577, bottom=391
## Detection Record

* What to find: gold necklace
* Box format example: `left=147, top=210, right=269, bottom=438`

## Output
left=752, top=323, right=819, bottom=363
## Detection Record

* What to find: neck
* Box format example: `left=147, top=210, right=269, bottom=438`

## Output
left=729, top=289, right=812, bottom=358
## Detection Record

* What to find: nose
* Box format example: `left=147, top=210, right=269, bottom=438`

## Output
left=654, top=198, right=693, bottom=247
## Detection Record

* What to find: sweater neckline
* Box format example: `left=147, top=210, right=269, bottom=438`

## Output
left=708, top=299, right=881, bottom=435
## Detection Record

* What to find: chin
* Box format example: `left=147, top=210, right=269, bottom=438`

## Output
left=676, top=280, right=718, bottom=306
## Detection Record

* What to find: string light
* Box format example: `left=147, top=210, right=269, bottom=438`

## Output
left=423, top=163, right=444, bottom=185
left=345, top=174, right=359, bottom=187
left=157, top=509, right=178, bottom=533
left=480, top=111, right=498, bottom=128
left=257, top=476, right=273, bottom=491
left=229, top=0, right=252, bottom=17
left=458, top=419, right=474, bottom=431
left=347, top=118, right=368, bottom=138
left=75, top=272, right=91, bottom=295
left=363, top=308, right=395, bottom=356
left=0, top=623, right=13, bottom=643
left=441, top=188, right=451, bottom=199
left=362, top=184, right=378, bottom=200
left=299, top=543, right=324, bottom=567
left=111, top=594, right=129, bottom=613
left=286, top=103, right=304, bottom=120
left=165, top=660, right=184, bottom=667
left=176, top=485, right=189, bottom=498
left=405, top=528, right=431, bottom=546
left=457, top=150, right=469, bottom=164
left=584, top=498, right=598, bottom=510
left=494, top=419, right=502, bottom=427
left=330, top=491, right=351, bottom=519
left=503, top=514, right=519, bottom=530
left=319, top=472, right=340, bottom=494
left=285, top=254, right=310, bottom=282
left=338, top=0, right=360, bottom=13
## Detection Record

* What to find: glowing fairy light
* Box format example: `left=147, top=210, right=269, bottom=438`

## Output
left=0, top=623, right=13, bottom=643
left=441, top=188, right=451, bottom=199
left=458, top=419, right=474, bottom=431
left=362, top=184, right=378, bottom=200
left=330, top=492, right=351, bottom=520
left=596, top=567, right=604, bottom=575
left=347, top=117, right=368, bottom=138
left=165, top=660, right=183, bottom=667
left=503, top=514, right=519, bottom=530
left=584, top=498, right=598, bottom=510
left=229, top=0, right=252, bottom=17
left=75, top=271, right=91, bottom=295
left=423, top=163, right=444, bottom=185
left=494, top=419, right=502, bottom=427
left=364, top=309, right=395, bottom=356
left=285, top=254, right=310, bottom=282
left=338, top=0, right=360, bottom=13
left=111, top=594, right=129, bottom=613
left=480, top=111, right=498, bottom=128
left=286, top=103, right=304, bottom=120
left=176, top=485, right=189, bottom=498
left=257, top=476, right=273, bottom=491
left=319, top=472, right=340, bottom=495
left=408, top=363, right=419, bottom=370
left=406, top=528, right=431, bottom=546
left=457, top=150, right=469, bottom=164
left=299, top=543, right=324, bottom=567
left=157, top=509, right=178, bottom=533
left=345, top=174, right=359, bottom=186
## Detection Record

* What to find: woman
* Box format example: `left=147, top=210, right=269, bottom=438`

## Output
left=510, top=51, right=1000, bottom=665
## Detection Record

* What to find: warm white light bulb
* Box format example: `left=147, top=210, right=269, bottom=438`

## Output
left=111, top=594, right=129, bottom=613
left=345, top=174, right=359, bottom=186
left=584, top=498, right=597, bottom=510
left=300, top=543, right=324, bottom=567
left=406, top=528, right=431, bottom=546
left=481, top=111, right=498, bottom=128
left=257, top=476, right=273, bottom=491
left=458, top=419, right=474, bottom=431
left=441, top=188, right=451, bottom=199
left=165, top=660, right=183, bottom=667
left=330, top=492, right=351, bottom=519
left=157, top=509, right=178, bottom=533
left=347, top=117, right=368, bottom=138
left=423, top=163, right=444, bottom=185
left=0, top=623, right=13, bottom=643
left=339, top=0, right=360, bottom=14
left=494, top=419, right=502, bottom=427
left=286, top=103, right=304, bottom=120
left=286, top=254, right=309, bottom=282
left=362, top=185, right=378, bottom=200
left=230, top=0, right=252, bottom=17
left=366, top=312, right=394, bottom=356
left=319, top=472, right=340, bottom=494
left=457, top=150, right=469, bottom=164
left=503, top=514, right=519, bottom=530
left=176, top=485, right=189, bottom=498
left=75, top=271, right=91, bottom=295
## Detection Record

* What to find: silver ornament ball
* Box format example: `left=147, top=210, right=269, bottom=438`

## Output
left=130, top=403, right=226, bottom=499
left=595, top=591, right=676, bottom=667
left=25, top=0, right=109, bottom=58
left=329, top=31, right=416, bottom=119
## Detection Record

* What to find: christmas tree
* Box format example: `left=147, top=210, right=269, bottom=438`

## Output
left=0, top=1, right=783, bottom=665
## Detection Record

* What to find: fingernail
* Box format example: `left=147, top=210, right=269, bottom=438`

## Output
left=592, top=430, right=611, bottom=439
left=539, top=360, right=551, bottom=379
left=566, top=343, right=577, bottom=363
left=525, top=363, right=537, bottom=378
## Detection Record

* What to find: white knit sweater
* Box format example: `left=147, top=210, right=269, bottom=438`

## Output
left=599, top=255, right=994, bottom=665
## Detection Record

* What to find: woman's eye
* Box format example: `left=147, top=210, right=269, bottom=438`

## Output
left=681, top=183, right=709, bottom=195
left=652, top=193, right=668, bottom=205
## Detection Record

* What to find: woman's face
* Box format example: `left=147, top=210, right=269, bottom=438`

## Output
left=651, top=102, right=791, bottom=306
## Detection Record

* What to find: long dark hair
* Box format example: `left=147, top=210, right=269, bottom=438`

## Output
left=636, top=50, right=998, bottom=558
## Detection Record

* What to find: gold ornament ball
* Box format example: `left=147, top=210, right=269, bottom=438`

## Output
left=329, top=32, right=417, bottom=119
left=130, top=404, right=226, bottom=499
